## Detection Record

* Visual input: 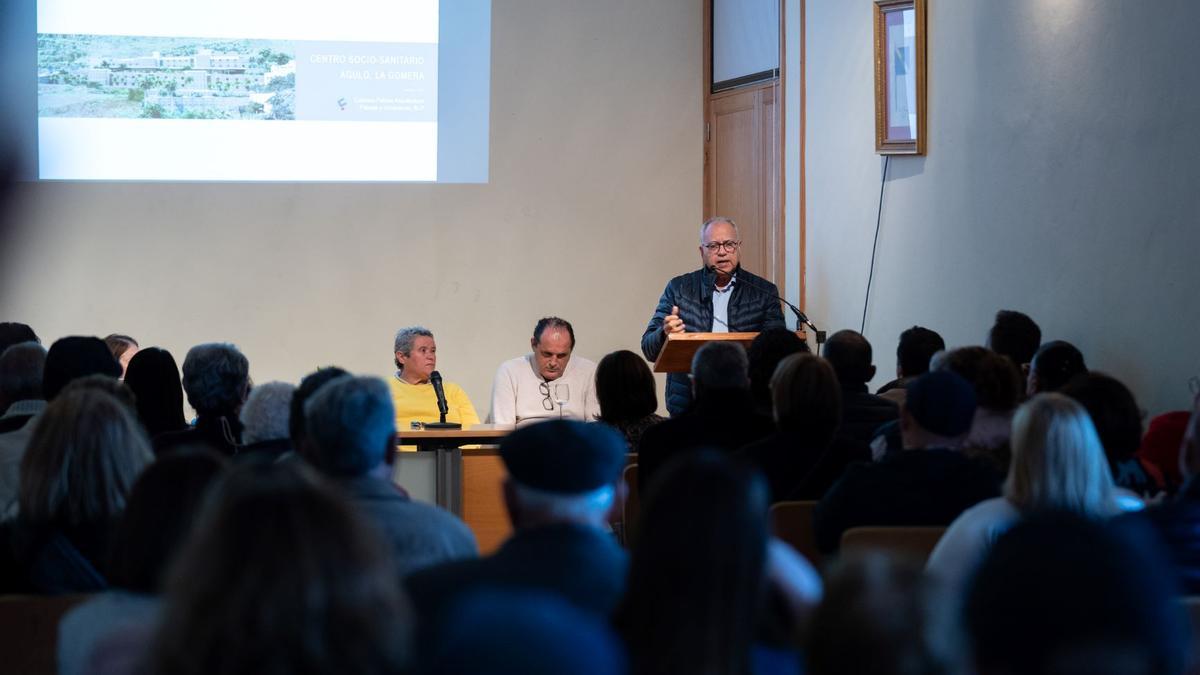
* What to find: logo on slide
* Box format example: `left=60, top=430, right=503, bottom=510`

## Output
left=337, top=97, right=347, bottom=111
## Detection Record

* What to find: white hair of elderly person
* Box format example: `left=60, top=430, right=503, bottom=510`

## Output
left=237, top=381, right=296, bottom=461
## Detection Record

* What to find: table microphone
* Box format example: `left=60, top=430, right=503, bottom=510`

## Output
left=425, top=371, right=462, bottom=430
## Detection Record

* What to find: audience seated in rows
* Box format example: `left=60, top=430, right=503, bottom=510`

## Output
left=875, top=325, right=945, bottom=406
left=0, top=342, right=46, bottom=520
left=875, top=346, right=1023, bottom=471
left=407, top=419, right=628, bottom=657
left=122, top=347, right=187, bottom=440
left=1026, top=339, right=1087, bottom=396
left=154, top=343, right=249, bottom=457
left=2, top=386, right=153, bottom=593
left=1, top=310, right=1195, bottom=674
left=927, top=393, right=1141, bottom=592
left=739, top=353, right=868, bottom=502
left=617, top=451, right=817, bottom=675
left=966, top=511, right=1186, bottom=675
left=806, top=553, right=967, bottom=675
left=137, top=462, right=412, bottom=675
left=815, top=371, right=1000, bottom=555
left=747, top=328, right=809, bottom=418
left=986, top=308, right=1041, bottom=372
left=594, top=349, right=664, bottom=449
left=1062, top=372, right=1163, bottom=497
left=301, top=375, right=477, bottom=576
left=103, top=334, right=138, bottom=379
left=57, top=449, right=228, bottom=675
left=637, top=341, right=773, bottom=493
left=237, top=380, right=295, bottom=463
left=821, top=330, right=898, bottom=448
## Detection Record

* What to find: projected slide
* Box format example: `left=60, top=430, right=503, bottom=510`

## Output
left=23, top=0, right=490, bottom=182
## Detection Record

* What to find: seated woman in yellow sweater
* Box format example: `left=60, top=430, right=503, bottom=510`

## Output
left=388, top=326, right=481, bottom=435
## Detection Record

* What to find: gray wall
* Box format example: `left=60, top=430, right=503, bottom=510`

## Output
left=800, top=0, right=1200, bottom=415
left=0, top=0, right=703, bottom=415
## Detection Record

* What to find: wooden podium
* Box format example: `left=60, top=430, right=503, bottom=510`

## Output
left=652, top=331, right=805, bottom=373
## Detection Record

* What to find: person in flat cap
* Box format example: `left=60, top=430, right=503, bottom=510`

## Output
left=406, top=419, right=629, bottom=658
left=813, top=370, right=1001, bottom=555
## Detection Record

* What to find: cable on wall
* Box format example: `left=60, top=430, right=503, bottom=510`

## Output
left=860, top=155, right=890, bottom=334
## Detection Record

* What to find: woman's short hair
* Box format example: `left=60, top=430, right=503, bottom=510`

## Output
left=595, top=350, right=658, bottom=423
left=239, top=381, right=296, bottom=445
left=148, top=462, right=411, bottom=675
left=771, top=353, right=842, bottom=444
left=1005, top=393, right=1115, bottom=514
left=181, top=343, right=250, bottom=416
left=19, top=388, right=154, bottom=526
left=393, top=326, right=434, bottom=368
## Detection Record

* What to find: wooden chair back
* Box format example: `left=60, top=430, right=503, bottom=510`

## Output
left=769, top=500, right=822, bottom=567
left=839, top=526, right=947, bottom=564
left=0, top=593, right=91, bottom=674
left=622, top=463, right=639, bottom=547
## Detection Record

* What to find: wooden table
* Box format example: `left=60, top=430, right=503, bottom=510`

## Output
left=394, top=427, right=512, bottom=553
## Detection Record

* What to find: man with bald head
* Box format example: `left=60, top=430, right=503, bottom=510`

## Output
left=641, top=217, right=786, bottom=415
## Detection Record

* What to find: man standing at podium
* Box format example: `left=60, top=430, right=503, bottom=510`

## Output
left=641, top=217, right=785, bottom=415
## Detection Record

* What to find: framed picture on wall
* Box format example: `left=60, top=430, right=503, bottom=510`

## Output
left=874, top=0, right=927, bottom=155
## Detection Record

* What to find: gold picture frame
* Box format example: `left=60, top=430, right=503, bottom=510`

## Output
left=874, top=0, right=927, bottom=155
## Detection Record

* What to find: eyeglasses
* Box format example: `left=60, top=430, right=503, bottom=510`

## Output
left=539, top=381, right=554, bottom=411
left=702, top=240, right=741, bottom=253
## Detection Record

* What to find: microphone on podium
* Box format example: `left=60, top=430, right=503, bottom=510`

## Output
left=709, top=265, right=827, bottom=347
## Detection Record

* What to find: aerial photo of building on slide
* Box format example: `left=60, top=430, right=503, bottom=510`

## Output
left=38, top=34, right=296, bottom=120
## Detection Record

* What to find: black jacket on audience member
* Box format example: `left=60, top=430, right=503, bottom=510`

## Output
left=405, top=523, right=627, bottom=647
left=837, top=383, right=899, bottom=447
left=0, top=518, right=116, bottom=593
left=153, top=415, right=243, bottom=458
left=738, top=430, right=870, bottom=503
left=813, top=448, right=1000, bottom=555
left=635, top=388, right=775, bottom=495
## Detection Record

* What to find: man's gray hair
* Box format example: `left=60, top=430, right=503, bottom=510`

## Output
left=394, top=326, right=434, bottom=356
left=181, top=343, right=250, bottom=415
left=510, top=481, right=616, bottom=525
left=692, top=341, right=750, bottom=392
left=0, top=342, right=47, bottom=403
left=304, top=375, right=395, bottom=477
left=239, top=381, right=296, bottom=445
left=700, top=215, right=739, bottom=243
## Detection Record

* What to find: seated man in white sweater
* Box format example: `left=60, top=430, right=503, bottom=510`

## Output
left=489, top=317, right=599, bottom=426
